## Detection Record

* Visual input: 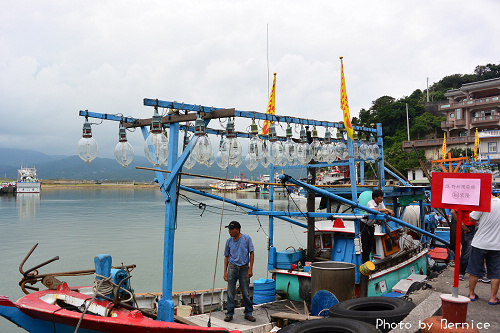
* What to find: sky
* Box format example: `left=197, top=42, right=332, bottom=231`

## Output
left=1, top=0, right=500, bottom=158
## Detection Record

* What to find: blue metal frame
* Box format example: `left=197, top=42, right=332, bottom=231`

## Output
left=78, top=100, right=395, bottom=322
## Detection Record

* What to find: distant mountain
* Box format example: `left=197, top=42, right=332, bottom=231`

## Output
left=0, top=148, right=304, bottom=182
left=0, top=148, right=66, bottom=167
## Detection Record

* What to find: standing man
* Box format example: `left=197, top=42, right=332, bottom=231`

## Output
left=467, top=193, right=500, bottom=305
left=223, top=221, right=256, bottom=322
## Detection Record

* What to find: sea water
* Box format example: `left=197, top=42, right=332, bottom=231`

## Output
left=0, top=187, right=308, bottom=332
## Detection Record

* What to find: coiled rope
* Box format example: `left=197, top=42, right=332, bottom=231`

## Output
left=74, top=273, right=134, bottom=333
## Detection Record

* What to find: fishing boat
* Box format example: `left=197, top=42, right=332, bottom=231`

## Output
left=210, top=181, right=259, bottom=192
left=0, top=99, right=451, bottom=332
left=16, top=167, right=41, bottom=194
left=0, top=181, right=16, bottom=195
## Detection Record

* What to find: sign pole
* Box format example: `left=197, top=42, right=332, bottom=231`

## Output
left=452, top=210, right=462, bottom=298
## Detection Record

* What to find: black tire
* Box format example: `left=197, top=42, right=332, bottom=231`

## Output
left=279, top=317, right=381, bottom=333
left=329, top=296, right=414, bottom=333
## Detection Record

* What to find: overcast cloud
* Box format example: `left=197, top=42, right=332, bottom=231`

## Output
left=1, top=0, right=499, bottom=158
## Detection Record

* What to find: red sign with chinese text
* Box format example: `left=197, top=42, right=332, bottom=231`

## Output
left=431, top=172, right=492, bottom=212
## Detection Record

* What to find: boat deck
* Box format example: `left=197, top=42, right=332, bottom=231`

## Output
left=176, top=300, right=318, bottom=333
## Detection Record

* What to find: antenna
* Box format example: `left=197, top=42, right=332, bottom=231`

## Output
left=267, top=23, right=270, bottom=96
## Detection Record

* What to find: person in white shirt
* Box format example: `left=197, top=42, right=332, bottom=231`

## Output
left=361, top=189, right=394, bottom=263
left=467, top=193, right=500, bottom=305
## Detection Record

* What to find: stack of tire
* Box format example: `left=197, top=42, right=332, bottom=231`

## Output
left=279, top=296, right=415, bottom=333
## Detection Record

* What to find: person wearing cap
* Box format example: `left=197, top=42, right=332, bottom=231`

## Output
left=223, top=221, right=255, bottom=322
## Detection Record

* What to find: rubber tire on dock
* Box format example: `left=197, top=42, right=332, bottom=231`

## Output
left=279, top=317, right=381, bottom=333
left=329, top=296, right=414, bottom=333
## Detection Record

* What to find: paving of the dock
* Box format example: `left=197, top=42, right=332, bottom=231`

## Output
left=390, top=265, right=500, bottom=333
left=182, top=265, right=500, bottom=333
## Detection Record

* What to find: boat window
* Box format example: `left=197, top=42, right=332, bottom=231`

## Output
left=314, top=235, right=322, bottom=249
left=382, top=231, right=400, bottom=256
left=322, top=234, right=332, bottom=248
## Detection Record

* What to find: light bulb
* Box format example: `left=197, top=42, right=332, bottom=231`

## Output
left=77, top=117, right=98, bottom=164
left=191, top=135, right=213, bottom=165
left=310, top=127, right=323, bottom=162
left=183, top=154, right=195, bottom=169
left=323, top=130, right=334, bottom=163
left=370, top=143, right=380, bottom=160
left=191, top=114, right=213, bottom=165
left=248, top=120, right=263, bottom=161
left=260, top=138, right=271, bottom=167
left=114, top=123, right=134, bottom=167
left=283, top=124, right=296, bottom=162
left=114, top=142, right=134, bottom=167
left=144, top=108, right=169, bottom=167
left=359, top=134, right=370, bottom=161
left=245, top=154, right=258, bottom=171
left=297, top=126, right=311, bottom=164
left=219, top=118, right=242, bottom=167
left=337, top=141, right=348, bottom=160
left=78, top=137, right=98, bottom=164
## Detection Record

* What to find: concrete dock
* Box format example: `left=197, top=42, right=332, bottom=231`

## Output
left=390, top=265, right=500, bottom=333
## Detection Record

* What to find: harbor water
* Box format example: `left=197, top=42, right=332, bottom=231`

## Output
left=0, top=187, right=308, bottom=332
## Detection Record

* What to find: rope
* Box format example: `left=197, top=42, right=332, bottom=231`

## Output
left=74, top=273, right=134, bottom=333
left=207, top=164, right=230, bottom=327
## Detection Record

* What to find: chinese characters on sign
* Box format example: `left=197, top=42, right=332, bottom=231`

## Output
left=441, top=178, right=481, bottom=206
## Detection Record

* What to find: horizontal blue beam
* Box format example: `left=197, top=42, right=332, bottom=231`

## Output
left=144, top=98, right=376, bottom=133
left=78, top=110, right=136, bottom=123
left=179, top=185, right=308, bottom=229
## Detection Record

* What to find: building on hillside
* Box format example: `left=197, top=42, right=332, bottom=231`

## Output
left=403, top=77, right=500, bottom=164
left=406, top=168, right=429, bottom=185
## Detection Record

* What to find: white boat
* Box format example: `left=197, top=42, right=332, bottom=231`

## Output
left=210, top=181, right=259, bottom=192
left=16, top=167, right=41, bottom=193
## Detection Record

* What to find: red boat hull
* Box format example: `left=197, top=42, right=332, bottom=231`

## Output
left=1, top=284, right=238, bottom=333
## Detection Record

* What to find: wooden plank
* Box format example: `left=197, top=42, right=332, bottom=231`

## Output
left=270, top=312, right=321, bottom=321
left=123, top=108, right=235, bottom=127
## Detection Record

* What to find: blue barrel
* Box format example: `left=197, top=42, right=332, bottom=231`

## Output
left=253, top=278, right=275, bottom=305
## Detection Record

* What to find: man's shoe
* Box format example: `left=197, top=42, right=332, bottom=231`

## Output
left=459, top=274, right=464, bottom=281
left=245, top=315, right=256, bottom=322
left=224, top=316, right=233, bottom=322
left=480, top=277, right=491, bottom=283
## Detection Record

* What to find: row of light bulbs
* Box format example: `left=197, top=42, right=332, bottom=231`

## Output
left=77, top=109, right=380, bottom=171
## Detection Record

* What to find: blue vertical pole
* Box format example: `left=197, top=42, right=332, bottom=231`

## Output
left=269, top=164, right=275, bottom=247
left=347, top=134, right=358, bottom=200
left=157, top=122, right=179, bottom=322
left=267, top=164, right=276, bottom=270
left=377, top=124, right=385, bottom=188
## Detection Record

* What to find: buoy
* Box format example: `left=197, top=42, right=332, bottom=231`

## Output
left=360, top=261, right=375, bottom=276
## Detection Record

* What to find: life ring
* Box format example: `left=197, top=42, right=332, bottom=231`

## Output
left=279, top=317, right=381, bottom=333
left=329, top=296, right=414, bottom=333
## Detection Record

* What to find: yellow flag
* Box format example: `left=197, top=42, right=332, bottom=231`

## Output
left=340, top=57, right=353, bottom=140
left=474, top=128, right=479, bottom=162
left=262, top=73, right=276, bottom=135
left=442, top=133, right=446, bottom=159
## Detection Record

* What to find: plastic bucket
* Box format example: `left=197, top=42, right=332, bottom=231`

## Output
left=440, top=294, right=470, bottom=324
left=175, top=305, right=192, bottom=317
left=253, top=278, right=275, bottom=304
left=310, top=261, right=355, bottom=302
left=360, top=261, right=375, bottom=276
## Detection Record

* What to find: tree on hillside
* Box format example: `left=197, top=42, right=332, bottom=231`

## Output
left=410, top=113, right=445, bottom=139
left=475, top=63, right=500, bottom=81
